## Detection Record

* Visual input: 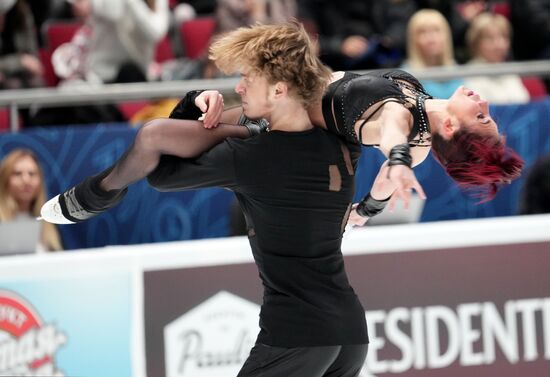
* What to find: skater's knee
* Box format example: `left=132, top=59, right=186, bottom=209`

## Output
left=135, top=119, right=164, bottom=151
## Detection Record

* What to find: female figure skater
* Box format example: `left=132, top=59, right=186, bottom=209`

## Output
left=40, top=25, right=523, bottom=225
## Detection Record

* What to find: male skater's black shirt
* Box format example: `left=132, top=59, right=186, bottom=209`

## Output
left=148, top=128, right=369, bottom=347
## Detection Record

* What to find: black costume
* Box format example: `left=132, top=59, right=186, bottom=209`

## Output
left=147, top=124, right=368, bottom=375
left=322, top=69, right=432, bottom=146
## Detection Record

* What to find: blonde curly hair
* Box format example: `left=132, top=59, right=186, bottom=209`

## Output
left=209, top=21, right=332, bottom=106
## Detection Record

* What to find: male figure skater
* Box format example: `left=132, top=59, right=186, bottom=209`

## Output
left=147, top=23, right=369, bottom=376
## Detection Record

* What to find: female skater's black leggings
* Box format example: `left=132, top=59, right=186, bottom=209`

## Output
left=98, top=119, right=249, bottom=192
left=237, top=343, right=368, bottom=377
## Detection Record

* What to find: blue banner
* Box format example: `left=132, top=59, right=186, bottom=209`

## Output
left=0, top=125, right=234, bottom=250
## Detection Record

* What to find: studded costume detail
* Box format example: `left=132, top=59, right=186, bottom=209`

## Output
left=322, top=69, right=433, bottom=147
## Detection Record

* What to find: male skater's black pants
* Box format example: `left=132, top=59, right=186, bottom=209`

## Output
left=237, top=343, right=368, bottom=377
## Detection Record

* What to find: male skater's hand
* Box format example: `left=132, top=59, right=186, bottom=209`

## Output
left=195, top=90, right=225, bottom=129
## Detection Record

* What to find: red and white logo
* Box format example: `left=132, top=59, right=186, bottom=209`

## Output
left=0, top=290, right=67, bottom=376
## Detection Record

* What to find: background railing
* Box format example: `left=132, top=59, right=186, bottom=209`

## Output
left=1, top=60, right=549, bottom=131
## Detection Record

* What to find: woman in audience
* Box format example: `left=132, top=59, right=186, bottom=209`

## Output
left=0, top=149, right=63, bottom=251
left=464, top=12, right=530, bottom=104
left=404, top=9, right=464, bottom=99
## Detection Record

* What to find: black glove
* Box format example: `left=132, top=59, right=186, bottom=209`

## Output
left=169, top=90, right=205, bottom=120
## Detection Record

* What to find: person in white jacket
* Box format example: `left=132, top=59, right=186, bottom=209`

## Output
left=85, top=0, right=169, bottom=83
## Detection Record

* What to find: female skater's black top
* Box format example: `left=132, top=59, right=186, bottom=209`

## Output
left=148, top=128, right=368, bottom=348
left=322, top=69, right=432, bottom=146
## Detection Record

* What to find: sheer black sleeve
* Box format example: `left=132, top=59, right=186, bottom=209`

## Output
left=147, top=140, right=238, bottom=192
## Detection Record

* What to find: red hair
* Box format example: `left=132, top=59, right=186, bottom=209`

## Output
left=431, top=130, right=524, bottom=202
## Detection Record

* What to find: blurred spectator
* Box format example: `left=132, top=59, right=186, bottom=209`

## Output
left=0, top=149, right=63, bottom=252
left=298, top=0, right=416, bottom=71
left=418, top=1, right=512, bottom=63
left=518, top=155, right=550, bottom=215
left=28, top=0, right=126, bottom=126
left=463, top=12, right=530, bottom=104
left=28, top=0, right=167, bottom=126
left=448, top=0, right=488, bottom=62
left=199, top=0, right=297, bottom=79
left=510, top=0, right=550, bottom=61
left=50, top=0, right=93, bottom=84
left=50, top=0, right=92, bottom=20
left=49, top=0, right=77, bottom=20
left=68, top=0, right=91, bottom=20
left=176, top=0, right=215, bottom=15
left=0, top=0, right=45, bottom=89
left=26, top=0, right=54, bottom=46
left=171, top=2, right=196, bottom=24
left=86, top=0, right=170, bottom=84
left=215, top=0, right=296, bottom=34
left=403, top=9, right=464, bottom=99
